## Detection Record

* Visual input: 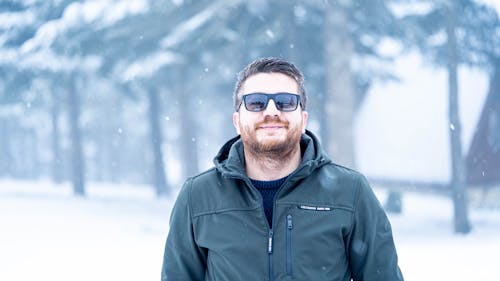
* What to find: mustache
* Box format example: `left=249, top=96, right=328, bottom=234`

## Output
left=254, top=116, right=289, bottom=129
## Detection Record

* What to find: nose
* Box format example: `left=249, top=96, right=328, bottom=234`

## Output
left=262, top=99, right=281, bottom=116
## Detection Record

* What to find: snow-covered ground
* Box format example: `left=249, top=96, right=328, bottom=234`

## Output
left=1, top=179, right=499, bottom=281
left=0, top=180, right=173, bottom=281
left=389, top=190, right=500, bottom=281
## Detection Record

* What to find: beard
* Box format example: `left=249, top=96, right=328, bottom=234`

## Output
left=239, top=115, right=303, bottom=158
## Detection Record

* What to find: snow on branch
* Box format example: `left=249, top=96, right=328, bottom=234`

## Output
left=121, top=0, right=243, bottom=81
left=160, top=0, right=242, bottom=49
left=1, top=47, right=101, bottom=72
left=121, top=51, right=180, bottom=81
left=0, top=10, right=37, bottom=29
left=21, top=0, right=149, bottom=53
left=21, top=49, right=102, bottom=72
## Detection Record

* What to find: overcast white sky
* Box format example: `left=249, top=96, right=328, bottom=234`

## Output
left=355, top=54, right=489, bottom=183
left=355, top=0, right=498, bottom=183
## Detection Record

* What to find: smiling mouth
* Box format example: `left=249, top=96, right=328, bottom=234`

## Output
left=258, top=124, right=286, bottom=129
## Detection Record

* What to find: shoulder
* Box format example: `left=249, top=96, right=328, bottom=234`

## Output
left=186, top=167, right=223, bottom=193
left=325, top=162, right=365, bottom=178
left=179, top=167, right=249, bottom=216
left=175, top=167, right=220, bottom=202
left=321, top=164, right=383, bottom=213
left=318, top=162, right=369, bottom=189
left=305, top=162, right=372, bottom=209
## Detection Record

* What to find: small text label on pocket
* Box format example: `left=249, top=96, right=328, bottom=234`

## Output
left=298, top=205, right=331, bottom=211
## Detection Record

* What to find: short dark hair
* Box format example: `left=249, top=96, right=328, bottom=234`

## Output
left=233, top=57, right=307, bottom=111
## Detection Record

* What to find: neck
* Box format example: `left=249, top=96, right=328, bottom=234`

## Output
left=244, top=143, right=302, bottom=181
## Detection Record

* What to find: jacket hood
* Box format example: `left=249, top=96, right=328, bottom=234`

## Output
left=213, top=130, right=331, bottom=179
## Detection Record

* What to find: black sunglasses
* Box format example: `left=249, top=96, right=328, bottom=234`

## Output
left=239, top=93, right=302, bottom=112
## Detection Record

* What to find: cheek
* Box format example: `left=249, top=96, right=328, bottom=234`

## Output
left=239, top=114, right=254, bottom=125
left=235, top=114, right=253, bottom=134
left=240, top=119, right=253, bottom=133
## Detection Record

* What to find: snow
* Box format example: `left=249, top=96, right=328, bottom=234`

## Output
left=1, top=179, right=499, bottom=281
left=122, top=0, right=247, bottom=81
left=480, top=0, right=500, bottom=12
left=122, top=51, right=179, bottom=81
left=23, top=49, right=102, bottom=72
left=0, top=47, right=102, bottom=72
left=21, top=0, right=149, bottom=53
left=0, top=180, right=173, bottom=281
left=388, top=191, right=500, bottom=281
left=0, top=10, right=36, bottom=29
left=389, top=2, right=434, bottom=18
left=160, top=0, right=242, bottom=49
left=2, top=0, right=147, bottom=72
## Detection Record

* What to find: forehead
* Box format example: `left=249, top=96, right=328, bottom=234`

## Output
left=241, top=72, right=299, bottom=95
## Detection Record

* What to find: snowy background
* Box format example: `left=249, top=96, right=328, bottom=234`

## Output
left=356, top=54, right=490, bottom=182
left=1, top=1, right=500, bottom=280
left=1, top=180, right=499, bottom=281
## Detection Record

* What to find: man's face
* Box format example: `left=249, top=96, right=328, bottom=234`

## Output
left=233, top=72, right=308, bottom=156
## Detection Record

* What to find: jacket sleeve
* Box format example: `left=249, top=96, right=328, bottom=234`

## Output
left=348, top=175, right=404, bottom=281
left=161, top=179, right=207, bottom=281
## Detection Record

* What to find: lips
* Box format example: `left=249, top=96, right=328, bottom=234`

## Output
left=255, top=116, right=289, bottom=130
left=257, top=123, right=288, bottom=130
left=260, top=124, right=283, bottom=128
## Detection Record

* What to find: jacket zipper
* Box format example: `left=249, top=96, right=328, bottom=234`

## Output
left=236, top=176, right=274, bottom=281
left=268, top=229, right=274, bottom=281
left=267, top=166, right=307, bottom=281
left=226, top=168, right=311, bottom=281
left=286, top=214, right=293, bottom=277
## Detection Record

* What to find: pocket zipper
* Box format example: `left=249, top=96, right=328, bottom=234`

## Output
left=286, top=214, right=293, bottom=277
left=268, top=229, right=274, bottom=281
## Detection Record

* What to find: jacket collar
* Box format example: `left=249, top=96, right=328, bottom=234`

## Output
left=214, top=130, right=331, bottom=180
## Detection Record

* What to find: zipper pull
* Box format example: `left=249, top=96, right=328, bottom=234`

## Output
left=268, top=230, right=273, bottom=253
left=287, top=214, right=293, bottom=230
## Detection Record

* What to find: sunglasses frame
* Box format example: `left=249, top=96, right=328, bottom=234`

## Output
left=239, top=92, right=302, bottom=112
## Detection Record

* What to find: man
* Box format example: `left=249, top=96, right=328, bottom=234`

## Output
left=161, top=57, right=404, bottom=281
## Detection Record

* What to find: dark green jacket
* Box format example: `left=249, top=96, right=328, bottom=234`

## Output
left=162, top=131, right=404, bottom=281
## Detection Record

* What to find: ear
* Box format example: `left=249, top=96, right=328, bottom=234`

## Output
left=301, top=111, right=308, bottom=133
left=233, top=112, right=241, bottom=134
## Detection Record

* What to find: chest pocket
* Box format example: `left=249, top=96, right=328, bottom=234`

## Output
left=192, top=207, right=270, bottom=280
left=277, top=203, right=354, bottom=280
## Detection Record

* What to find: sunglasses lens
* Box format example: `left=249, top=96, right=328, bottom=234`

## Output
left=242, top=93, right=300, bottom=112
left=275, top=94, right=298, bottom=111
left=244, top=94, right=268, bottom=111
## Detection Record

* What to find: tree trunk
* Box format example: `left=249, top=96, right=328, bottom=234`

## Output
left=51, top=91, right=64, bottom=183
left=94, top=94, right=123, bottom=183
left=110, top=95, right=123, bottom=183
left=446, top=3, right=471, bottom=234
left=278, top=0, right=298, bottom=61
left=174, top=69, right=199, bottom=179
left=324, top=4, right=356, bottom=168
left=147, top=88, right=169, bottom=196
left=0, top=118, right=13, bottom=177
left=68, top=74, right=86, bottom=196
left=94, top=108, right=107, bottom=182
left=27, top=128, right=39, bottom=179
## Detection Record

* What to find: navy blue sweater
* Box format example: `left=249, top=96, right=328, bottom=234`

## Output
left=250, top=176, right=288, bottom=226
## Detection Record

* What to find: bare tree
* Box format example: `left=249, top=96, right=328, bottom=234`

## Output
left=67, top=74, right=85, bottom=196
left=324, top=4, right=356, bottom=168
left=147, top=86, right=169, bottom=196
